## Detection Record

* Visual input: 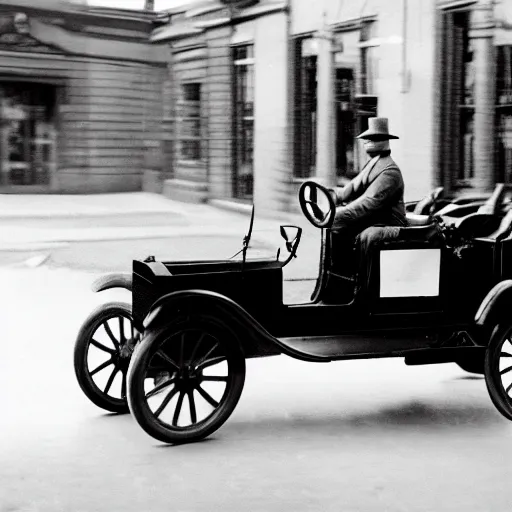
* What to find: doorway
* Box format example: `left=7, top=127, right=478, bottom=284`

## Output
left=0, top=82, right=57, bottom=191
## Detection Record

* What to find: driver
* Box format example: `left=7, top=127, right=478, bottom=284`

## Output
left=330, top=117, right=407, bottom=234
left=329, top=117, right=408, bottom=293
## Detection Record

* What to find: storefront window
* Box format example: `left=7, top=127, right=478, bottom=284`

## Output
left=0, top=83, right=55, bottom=187
left=232, top=44, right=254, bottom=199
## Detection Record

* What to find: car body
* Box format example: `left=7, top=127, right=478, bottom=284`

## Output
left=75, top=183, right=512, bottom=444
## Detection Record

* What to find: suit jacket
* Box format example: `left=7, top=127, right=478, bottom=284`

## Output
left=331, top=152, right=407, bottom=231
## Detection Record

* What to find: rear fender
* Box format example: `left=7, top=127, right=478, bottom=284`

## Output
left=92, top=273, right=132, bottom=293
left=143, top=290, right=281, bottom=358
left=475, top=280, right=512, bottom=341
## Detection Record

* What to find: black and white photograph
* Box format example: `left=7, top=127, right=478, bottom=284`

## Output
left=2, top=0, right=512, bottom=510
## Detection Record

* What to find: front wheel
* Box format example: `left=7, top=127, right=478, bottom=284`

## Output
left=484, top=323, right=512, bottom=421
left=127, top=315, right=245, bottom=444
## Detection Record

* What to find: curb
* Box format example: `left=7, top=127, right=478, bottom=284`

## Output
left=0, top=209, right=188, bottom=221
left=0, top=242, right=71, bottom=252
left=0, top=229, right=278, bottom=252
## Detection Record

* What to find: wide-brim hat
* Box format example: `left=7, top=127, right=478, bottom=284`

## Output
left=356, top=117, right=399, bottom=140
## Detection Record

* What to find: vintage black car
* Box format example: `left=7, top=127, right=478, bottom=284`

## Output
left=74, top=183, right=512, bottom=444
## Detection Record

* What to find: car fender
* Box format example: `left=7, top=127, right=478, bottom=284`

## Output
left=91, top=273, right=132, bottom=293
left=143, top=289, right=282, bottom=358
left=475, top=280, right=512, bottom=339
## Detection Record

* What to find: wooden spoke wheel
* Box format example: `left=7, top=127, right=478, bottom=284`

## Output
left=74, top=302, right=137, bottom=414
left=127, top=315, right=245, bottom=444
left=484, top=323, right=512, bottom=421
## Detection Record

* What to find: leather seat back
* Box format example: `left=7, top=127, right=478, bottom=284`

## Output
left=399, top=223, right=441, bottom=242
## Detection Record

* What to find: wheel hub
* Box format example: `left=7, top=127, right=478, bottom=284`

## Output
left=176, top=365, right=200, bottom=390
left=114, top=343, right=134, bottom=373
left=119, top=338, right=135, bottom=358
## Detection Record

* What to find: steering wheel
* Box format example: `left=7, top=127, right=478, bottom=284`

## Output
left=299, top=181, right=336, bottom=228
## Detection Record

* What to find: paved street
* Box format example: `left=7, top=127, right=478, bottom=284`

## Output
left=1, top=195, right=512, bottom=511
left=0, top=193, right=322, bottom=295
left=1, top=266, right=511, bottom=511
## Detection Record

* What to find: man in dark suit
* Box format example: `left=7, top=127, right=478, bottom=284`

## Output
left=331, top=117, right=407, bottom=232
left=329, top=117, right=408, bottom=296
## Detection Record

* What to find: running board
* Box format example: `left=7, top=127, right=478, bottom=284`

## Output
left=275, top=332, right=441, bottom=362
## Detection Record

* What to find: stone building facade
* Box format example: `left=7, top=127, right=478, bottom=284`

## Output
left=0, top=0, right=166, bottom=193
left=156, top=0, right=512, bottom=217
left=4, top=0, right=512, bottom=219
left=154, top=0, right=292, bottom=216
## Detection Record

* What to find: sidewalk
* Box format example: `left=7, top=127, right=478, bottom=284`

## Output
left=0, top=192, right=187, bottom=219
left=0, top=192, right=307, bottom=251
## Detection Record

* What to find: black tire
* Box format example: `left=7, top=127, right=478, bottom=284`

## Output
left=127, top=315, right=245, bottom=444
left=484, top=323, right=512, bottom=421
left=74, top=302, right=136, bottom=414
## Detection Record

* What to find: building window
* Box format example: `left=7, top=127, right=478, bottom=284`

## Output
left=459, top=17, right=475, bottom=185
left=359, top=21, right=378, bottom=96
left=439, top=10, right=474, bottom=190
left=496, top=45, right=512, bottom=183
left=232, top=44, right=254, bottom=199
left=178, top=82, right=202, bottom=161
left=334, top=68, right=356, bottom=179
left=294, top=37, right=317, bottom=179
left=332, top=24, right=379, bottom=181
left=0, top=83, right=56, bottom=187
left=442, top=14, right=512, bottom=189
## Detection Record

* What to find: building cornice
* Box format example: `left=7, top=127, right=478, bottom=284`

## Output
left=330, top=14, right=377, bottom=32
left=0, top=2, right=156, bottom=26
left=28, top=17, right=167, bottom=63
left=152, top=1, right=287, bottom=41
left=193, top=17, right=231, bottom=29
left=151, top=24, right=204, bottom=43
left=185, top=4, right=227, bottom=19
left=192, top=1, right=288, bottom=29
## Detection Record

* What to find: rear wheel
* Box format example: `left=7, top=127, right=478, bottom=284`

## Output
left=484, top=323, right=512, bottom=420
left=127, top=315, right=245, bottom=444
left=74, top=302, right=136, bottom=414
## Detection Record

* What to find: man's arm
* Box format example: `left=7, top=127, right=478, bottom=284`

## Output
left=331, top=169, right=402, bottom=229
left=332, top=176, right=359, bottom=205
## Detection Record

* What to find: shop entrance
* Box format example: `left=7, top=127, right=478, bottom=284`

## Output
left=0, top=82, right=57, bottom=191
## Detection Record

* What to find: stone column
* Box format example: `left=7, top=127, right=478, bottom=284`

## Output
left=315, top=17, right=337, bottom=188
left=470, top=0, right=496, bottom=192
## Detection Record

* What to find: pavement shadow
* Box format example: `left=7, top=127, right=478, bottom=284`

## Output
left=226, top=399, right=506, bottom=438
left=452, top=374, right=485, bottom=381
left=154, top=437, right=216, bottom=449
left=343, top=399, right=500, bottom=427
